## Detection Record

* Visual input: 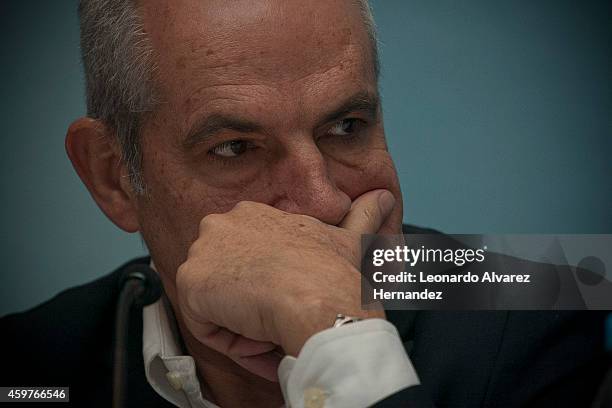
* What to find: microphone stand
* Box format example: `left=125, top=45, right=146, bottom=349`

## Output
left=113, top=265, right=162, bottom=408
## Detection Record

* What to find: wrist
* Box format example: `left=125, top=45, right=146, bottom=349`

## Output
left=282, top=307, right=387, bottom=357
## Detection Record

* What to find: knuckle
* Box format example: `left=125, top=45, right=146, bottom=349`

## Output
left=233, top=200, right=249, bottom=210
left=361, top=206, right=378, bottom=223
left=175, top=262, right=192, bottom=290
left=186, top=239, right=200, bottom=259
left=199, top=212, right=221, bottom=230
left=233, top=200, right=258, bottom=211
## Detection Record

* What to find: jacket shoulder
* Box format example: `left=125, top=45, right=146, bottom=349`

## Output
left=0, top=257, right=149, bottom=385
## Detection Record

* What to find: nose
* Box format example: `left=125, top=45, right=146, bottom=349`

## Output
left=272, top=142, right=351, bottom=226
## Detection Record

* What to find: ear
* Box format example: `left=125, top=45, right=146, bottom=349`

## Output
left=65, top=117, right=140, bottom=233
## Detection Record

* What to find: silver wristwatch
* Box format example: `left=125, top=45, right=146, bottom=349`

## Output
left=333, top=313, right=363, bottom=328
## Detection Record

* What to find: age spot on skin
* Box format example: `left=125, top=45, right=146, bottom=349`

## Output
left=176, top=56, right=187, bottom=69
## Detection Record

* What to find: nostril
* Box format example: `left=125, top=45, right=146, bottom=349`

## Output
left=270, top=192, right=351, bottom=226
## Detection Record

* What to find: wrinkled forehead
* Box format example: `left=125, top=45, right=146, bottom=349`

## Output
left=140, top=0, right=375, bottom=102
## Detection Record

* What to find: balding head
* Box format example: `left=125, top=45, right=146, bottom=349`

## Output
left=78, top=0, right=379, bottom=193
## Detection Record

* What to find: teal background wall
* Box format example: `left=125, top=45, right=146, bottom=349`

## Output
left=1, top=0, right=610, bottom=315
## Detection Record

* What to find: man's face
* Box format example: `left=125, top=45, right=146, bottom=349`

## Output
left=135, top=0, right=403, bottom=298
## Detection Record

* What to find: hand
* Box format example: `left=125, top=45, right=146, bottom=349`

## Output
left=175, top=189, right=396, bottom=381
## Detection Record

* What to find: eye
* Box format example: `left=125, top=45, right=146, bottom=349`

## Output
left=209, top=140, right=253, bottom=158
left=328, top=118, right=362, bottom=136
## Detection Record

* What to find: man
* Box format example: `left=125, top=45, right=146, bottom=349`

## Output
left=1, top=0, right=608, bottom=407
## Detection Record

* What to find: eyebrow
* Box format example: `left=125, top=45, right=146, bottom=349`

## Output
left=182, top=90, right=380, bottom=150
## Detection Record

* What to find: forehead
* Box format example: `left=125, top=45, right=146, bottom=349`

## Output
left=141, top=0, right=376, bottom=120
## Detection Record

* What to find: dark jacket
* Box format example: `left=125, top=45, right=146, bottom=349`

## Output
left=1, top=225, right=609, bottom=407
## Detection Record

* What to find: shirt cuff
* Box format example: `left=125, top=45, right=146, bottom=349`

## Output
left=278, top=318, right=419, bottom=408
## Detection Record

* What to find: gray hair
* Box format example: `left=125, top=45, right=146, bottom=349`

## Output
left=78, top=0, right=379, bottom=194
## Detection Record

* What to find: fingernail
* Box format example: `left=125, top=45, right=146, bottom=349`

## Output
left=378, top=190, right=395, bottom=216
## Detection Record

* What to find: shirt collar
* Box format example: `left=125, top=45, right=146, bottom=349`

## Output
left=142, top=263, right=219, bottom=408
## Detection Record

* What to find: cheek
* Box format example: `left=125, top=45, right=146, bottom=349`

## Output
left=135, top=152, right=229, bottom=290
left=329, top=149, right=404, bottom=234
left=138, top=159, right=277, bottom=256
left=331, top=150, right=401, bottom=200
left=135, top=172, right=249, bottom=305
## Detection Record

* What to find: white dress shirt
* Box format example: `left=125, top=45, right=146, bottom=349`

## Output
left=143, top=296, right=419, bottom=408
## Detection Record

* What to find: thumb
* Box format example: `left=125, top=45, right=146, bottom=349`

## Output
left=339, top=189, right=396, bottom=234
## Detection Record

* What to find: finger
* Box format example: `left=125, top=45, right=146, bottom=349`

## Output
left=339, top=189, right=396, bottom=234
left=203, top=326, right=281, bottom=381
left=234, top=350, right=283, bottom=383
left=188, top=320, right=278, bottom=357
